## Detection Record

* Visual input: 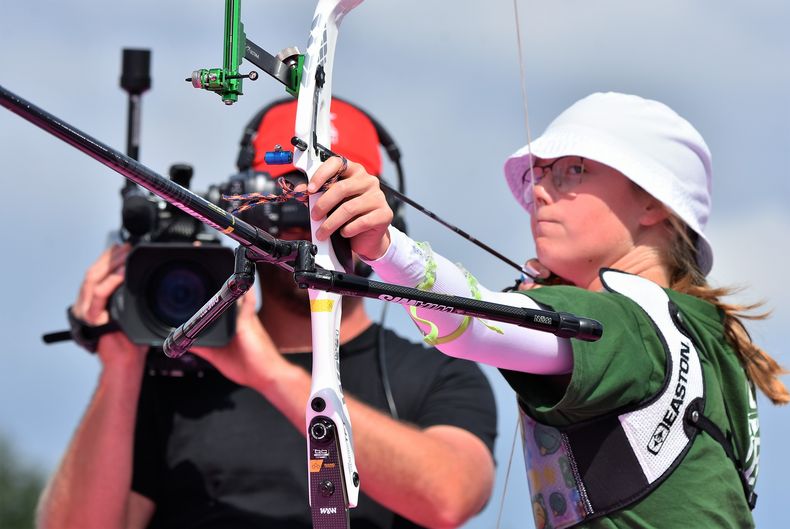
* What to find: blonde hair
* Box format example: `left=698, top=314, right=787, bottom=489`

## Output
left=665, top=216, right=788, bottom=405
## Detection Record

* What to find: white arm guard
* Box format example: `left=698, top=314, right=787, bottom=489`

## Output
left=363, top=227, right=572, bottom=374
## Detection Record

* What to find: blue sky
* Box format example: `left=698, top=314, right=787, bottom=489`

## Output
left=1, top=1, right=788, bottom=527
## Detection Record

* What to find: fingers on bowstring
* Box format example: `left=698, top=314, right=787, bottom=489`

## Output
left=517, top=259, right=550, bottom=291
left=518, top=278, right=542, bottom=291
left=522, top=258, right=573, bottom=286
left=524, top=258, right=551, bottom=280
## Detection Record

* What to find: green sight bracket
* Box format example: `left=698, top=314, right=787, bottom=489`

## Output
left=187, top=0, right=304, bottom=104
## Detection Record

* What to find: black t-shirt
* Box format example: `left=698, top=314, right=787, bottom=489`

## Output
left=132, top=324, right=497, bottom=529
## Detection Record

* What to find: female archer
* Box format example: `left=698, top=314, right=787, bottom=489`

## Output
left=308, top=91, right=788, bottom=528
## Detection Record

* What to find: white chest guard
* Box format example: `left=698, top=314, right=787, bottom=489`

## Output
left=519, top=270, right=708, bottom=528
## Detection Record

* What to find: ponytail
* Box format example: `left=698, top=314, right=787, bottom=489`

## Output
left=665, top=216, right=788, bottom=405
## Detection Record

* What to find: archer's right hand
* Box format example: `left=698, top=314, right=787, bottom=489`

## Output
left=518, top=258, right=573, bottom=290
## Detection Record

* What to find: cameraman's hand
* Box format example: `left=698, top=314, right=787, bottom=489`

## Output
left=74, top=244, right=146, bottom=366
left=191, top=289, right=291, bottom=389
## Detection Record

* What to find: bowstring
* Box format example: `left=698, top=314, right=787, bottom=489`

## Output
left=494, top=2, right=536, bottom=528
left=513, top=0, right=538, bottom=213
left=495, top=415, right=522, bottom=529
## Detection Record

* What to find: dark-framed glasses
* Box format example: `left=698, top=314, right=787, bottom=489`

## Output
left=522, top=156, right=586, bottom=209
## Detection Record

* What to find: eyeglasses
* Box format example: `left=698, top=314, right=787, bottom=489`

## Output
left=522, top=156, right=586, bottom=209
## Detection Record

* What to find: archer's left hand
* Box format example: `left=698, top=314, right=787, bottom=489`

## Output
left=308, top=157, right=393, bottom=260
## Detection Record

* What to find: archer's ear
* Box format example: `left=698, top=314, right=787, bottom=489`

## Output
left=639, top=196, right=671, bottom=227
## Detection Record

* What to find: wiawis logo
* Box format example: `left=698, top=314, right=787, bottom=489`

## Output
left=647, top=423, right=670, bottom=455
left=320, top=507, right=338, bottom=515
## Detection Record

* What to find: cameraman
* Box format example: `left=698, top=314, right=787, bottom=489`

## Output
left=36, top=99, right=497, bottom=529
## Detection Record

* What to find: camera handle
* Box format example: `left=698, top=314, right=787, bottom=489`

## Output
left=163, top=245, right=256, bottom=358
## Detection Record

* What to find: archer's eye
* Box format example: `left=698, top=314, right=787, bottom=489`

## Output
left=552, top=157, right=585, bottom=192
left=562, top=156, right=584, bottom=176
left=567, top=162, right=585, bottom=176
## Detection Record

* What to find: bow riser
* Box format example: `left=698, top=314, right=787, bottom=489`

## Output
left=293, top=1, right=363, bottom=524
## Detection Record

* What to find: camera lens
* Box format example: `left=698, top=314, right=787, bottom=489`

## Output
left=111, top=243, right=236, bottom=347
left=146, top=261, right=211, bottom=329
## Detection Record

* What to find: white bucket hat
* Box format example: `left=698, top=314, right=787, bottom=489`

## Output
left=504, top=92, right=714, bottom=275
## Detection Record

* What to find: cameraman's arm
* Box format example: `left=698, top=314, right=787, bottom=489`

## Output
left=36, top=245, right=155, bottom=529
left=193, top=293, right=494, bottom=529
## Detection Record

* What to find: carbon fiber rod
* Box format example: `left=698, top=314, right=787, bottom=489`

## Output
left=0, top=84, right=295, bottom=266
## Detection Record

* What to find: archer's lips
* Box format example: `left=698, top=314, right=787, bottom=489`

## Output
left=533, top=218, right=560, bottom=227
left=532, top=218, right=561, bottom=235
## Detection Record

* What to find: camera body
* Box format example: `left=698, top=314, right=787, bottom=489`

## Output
left=109, top=164, right=236, bottom=348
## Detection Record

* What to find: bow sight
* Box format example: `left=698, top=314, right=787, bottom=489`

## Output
left=186, top=0, right=303, bottom=104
